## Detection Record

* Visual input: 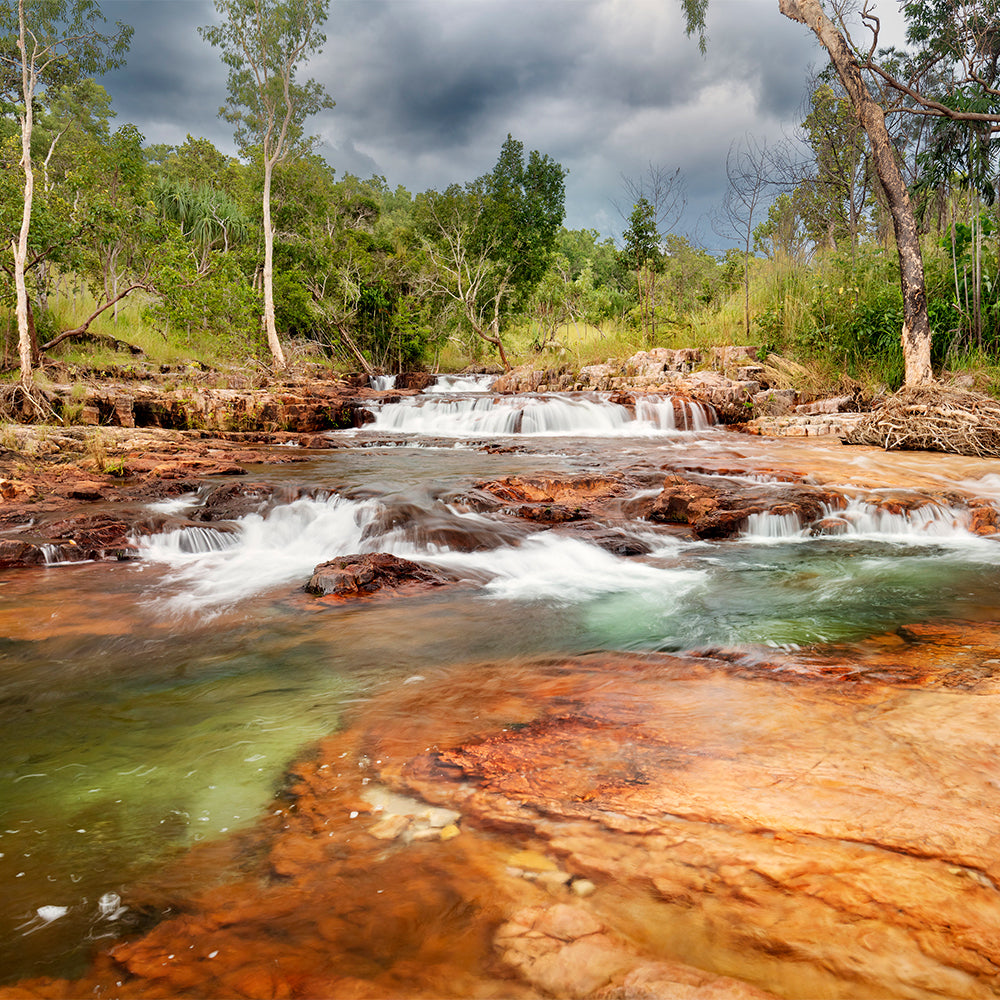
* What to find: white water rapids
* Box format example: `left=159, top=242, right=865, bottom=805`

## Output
left=365, top=392, right=714, bottom=436
left=135, top=387, right=999, bottom=615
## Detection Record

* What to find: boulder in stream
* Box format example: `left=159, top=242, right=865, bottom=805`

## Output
left=306, top=552, right=452, bottom=598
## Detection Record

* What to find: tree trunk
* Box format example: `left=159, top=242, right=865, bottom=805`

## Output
left=779, top=0, right=934, bottom=385
left=14, top=0, right=34, bottom=388
left=261, top=159, right=287, bottom=370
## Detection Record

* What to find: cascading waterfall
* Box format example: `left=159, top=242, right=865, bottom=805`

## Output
left=741, top=499, right=979, bottom=542
left=367, top=392, right=717, bottom=437
left=139, top=491, right=698, bottom=612
left=426, top=373, right=497, bottom=394
left=142, top=525, right=241, bottom=554
left=369, top=374, right=397, bottom=391
left=635, top=394, right=715, bottom=431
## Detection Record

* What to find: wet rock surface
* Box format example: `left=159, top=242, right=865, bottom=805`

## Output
left=9, top=638, right=1000, bottom=998
left=7, top=377, right=1000, bottom=999
left=306, top=552, right=454, bottom=598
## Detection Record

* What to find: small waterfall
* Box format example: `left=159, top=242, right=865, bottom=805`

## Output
left=426, top=373, right=496, bottom=394
left=138, top=491, right=703, bottom=611
left=143, top=525, right=241, bottom=555
left=821, top=500, right=973, bottom=538
left=743, top=512, right=805, bottom=539
left=635, top=395, right=716, bottom=432
left=369, top=374, right=397, bottom=391
left=41, top=543, right=69, bottom=565
left=741, top=499, right=977, bottom=543
left=367, top=392, right=716, bottom=437
left=140, top=496, right=381, bottom=611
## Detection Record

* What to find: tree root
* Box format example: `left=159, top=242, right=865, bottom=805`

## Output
left=0, top=383, right=60, bottom=424
left=845, top=384, right=1000, bottom=457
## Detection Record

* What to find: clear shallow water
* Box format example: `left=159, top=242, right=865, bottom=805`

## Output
left=3, top=394, right=1000, bottom=985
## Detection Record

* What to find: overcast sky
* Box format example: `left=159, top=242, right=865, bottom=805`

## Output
left=99, top=0, right=908, bottom=247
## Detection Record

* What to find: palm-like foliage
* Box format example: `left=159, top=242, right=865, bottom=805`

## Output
left=153, top=177, right=252, bottom=270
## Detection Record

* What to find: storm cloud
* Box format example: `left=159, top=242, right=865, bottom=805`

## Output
left=100, top=0, right=851, bottom=243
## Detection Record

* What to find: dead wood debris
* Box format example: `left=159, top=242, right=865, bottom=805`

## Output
left=845, top=384, right=1000, bottom=457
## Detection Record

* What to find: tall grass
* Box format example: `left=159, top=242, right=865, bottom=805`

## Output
left=11, top=284, right=263, bottom=372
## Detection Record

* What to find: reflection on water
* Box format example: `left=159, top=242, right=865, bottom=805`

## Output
left=3, top=420, right=1000, bottom=987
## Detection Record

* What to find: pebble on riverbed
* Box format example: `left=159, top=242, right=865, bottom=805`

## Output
left=504, top=849, right=597, bottom=897
left=361, top=784, right=462, bottom=843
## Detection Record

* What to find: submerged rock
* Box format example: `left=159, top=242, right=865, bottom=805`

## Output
left=12, top=637, right=1000, bottom=999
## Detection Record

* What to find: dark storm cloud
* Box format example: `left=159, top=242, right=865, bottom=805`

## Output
left=92, top=0, right=845, bottom=243
left=101, top=0, right=229, bottom=148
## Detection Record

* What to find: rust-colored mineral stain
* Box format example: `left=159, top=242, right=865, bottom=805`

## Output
left=8, top=644, right=1000, bottom=999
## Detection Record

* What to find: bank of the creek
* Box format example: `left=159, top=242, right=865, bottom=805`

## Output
left=3, top=368, right=1000, bottom=999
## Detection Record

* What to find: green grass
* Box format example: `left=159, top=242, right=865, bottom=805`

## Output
left=34, top=285, right=258, bottom=370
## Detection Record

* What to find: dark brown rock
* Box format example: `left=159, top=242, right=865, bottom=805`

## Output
left=0, top=538, right=45, bottom=567
left=195, top=482, right=277, bottom=522
left=306, top=552, right=451, bottom=597
left=504, top=502, right=587, bottom=524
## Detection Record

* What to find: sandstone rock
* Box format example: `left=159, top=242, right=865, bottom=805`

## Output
left=0, top=478, right=37, bottom=502
left=690, top=507, right=763, bottom=540
left=647, top=475, right=720, bottom=524
left=796, top=394, right=856, bottom=415
left=553, top=521, right=654, bottom=556
left=61, top=480, right=105, bottom=501
left=751, top=388, right=797, bottom=417
left=195, top=482, right=277, bottom=522
left=0, top=538, right=45, bottom=567
left=503, top=502, right=587, bottom=523
left=306, top=552, right=450, bottom=597
left=709, top=345, right=761, bottom=366
left=578, top=364, right=618, bottom=390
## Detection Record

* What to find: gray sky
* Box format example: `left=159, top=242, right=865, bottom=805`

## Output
left=100, top=0, right=907, bottom=245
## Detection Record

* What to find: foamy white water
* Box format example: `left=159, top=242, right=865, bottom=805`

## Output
left=369, top=375, right=397, bottom=391
left=139, top=491, right=702, bottom=612
left=140, top=495, right=381, bottom=612
left=368, top=392, right=716, bottom=437
left=426, top=373, right=497, bottom=394
left=741, top=499, right=985, bottom=543
left=419, top=532, right=705, bottom=604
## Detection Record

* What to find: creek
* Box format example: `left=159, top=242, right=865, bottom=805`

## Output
left=3, top=386, right=1000, bottom=993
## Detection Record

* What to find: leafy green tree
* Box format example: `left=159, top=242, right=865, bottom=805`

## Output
left=200, top=0, right=334, bottom=370
left=753, top=193, right=809, bottom=262
left=479, top=134, right=566, bottom=309
left=797, top=81, right=873, bottom=250
left=680, top=0, right=1000, bottom=385
left=620, top=196, right=660, bottom=342
left=0, top=0, right=131, bottom=385
left=417, top=137, right=566, bottom=369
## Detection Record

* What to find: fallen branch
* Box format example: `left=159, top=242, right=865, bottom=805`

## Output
left=41, top=283, right=150, bottom=353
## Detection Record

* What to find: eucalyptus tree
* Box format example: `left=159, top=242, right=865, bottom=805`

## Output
left=616, top=165, right=685, bottom=343
left=714, top=135, right=772, bottom=339
left=200, top=0, right=333, bottom=370
left=620, top=196, right=660, bottom=342
left=0, top=0, right=131, bottom=385
left=798, top=80, right=874, bottom=250
left=418, top=136, right=566, bottom=369
left=678, top=0, right=1000, bottom=386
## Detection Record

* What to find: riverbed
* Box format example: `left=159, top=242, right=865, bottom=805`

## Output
left=3, top=385, right=1000, bottom=998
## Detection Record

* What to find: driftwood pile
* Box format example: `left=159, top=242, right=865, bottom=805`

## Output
left=845, top=384, right=1000, bottom=457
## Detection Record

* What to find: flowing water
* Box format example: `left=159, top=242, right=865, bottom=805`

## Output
left=3, top=389, right=1000, bottom=987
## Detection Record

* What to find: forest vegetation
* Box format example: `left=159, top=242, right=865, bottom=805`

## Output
left=2, top=0, right=1000, bottom=397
